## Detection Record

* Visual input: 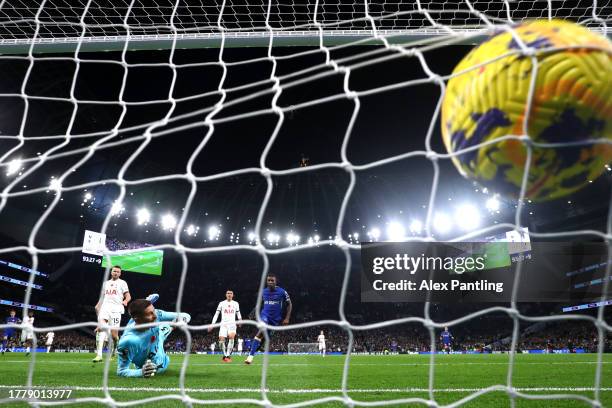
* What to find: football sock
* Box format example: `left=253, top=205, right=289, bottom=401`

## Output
left=249, top=338, right=260, bottom=357
left=96, top=332, right=106, bottom=357
left=227, top=339, right=234, bottom=356
left=220, top=340, right=226, bottom=357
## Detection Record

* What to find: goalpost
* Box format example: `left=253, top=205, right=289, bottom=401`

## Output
left=0, top=0, right=610, bottom=407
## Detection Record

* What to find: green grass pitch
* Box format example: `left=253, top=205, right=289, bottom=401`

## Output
left=101, top=250, right=163, bottom=276
left=1, top=353, right=611, bottom=407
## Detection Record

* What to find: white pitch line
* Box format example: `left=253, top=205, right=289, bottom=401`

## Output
left=0, top=360, right=610, bottom=367
left=0, top=385, right=610, bottom=393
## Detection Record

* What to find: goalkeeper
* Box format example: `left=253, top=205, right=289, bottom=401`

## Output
left=116, top=296, right=190, bottom=378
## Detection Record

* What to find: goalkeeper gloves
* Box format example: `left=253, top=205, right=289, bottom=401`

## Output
left=142, top=359, right=157, bottom=378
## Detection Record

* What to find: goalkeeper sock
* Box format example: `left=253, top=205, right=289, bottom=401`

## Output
left=220, top=340, right=226, bottom=357
left=227, top=339, right=234, bottom=356
left=249, top=338, right=260, bottom=357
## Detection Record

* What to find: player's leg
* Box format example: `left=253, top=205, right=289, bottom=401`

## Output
left=226, top=329, right=236, bottom=361
left=245, top=331, right=262, bottom=364
left=1, top=335, right=6, bottom=354
left=25, top=338, right=32, bottom=356
left=245, top=317, right=275, bottom=364
left=218, top=335, right=227, bottom=361
left=94, top=309, right=110, bottom=362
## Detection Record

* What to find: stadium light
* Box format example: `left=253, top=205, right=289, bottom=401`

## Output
left=186, top=224, right=196, bottom=236
left=368, top=227, right=381, bottom=241
left=455, top=204, right=480, bottom=230
left=286, top=232, right=300, bottom=245
left=136, top=208, right=151, bottom=225
left=352, top=232, right=359, bottom=241
left=386, top=222, right=405, bottom=241
left=433, top=212, right=452, bottom=234
left=266, top=232, right=280, bottom=245
left=485, top=196, right=500, bottom=211
left=409, top=219, right=423, bottom=234
left=110, top=201, right=124, bottom=216
left=84, top=192, right=92, bottom=201
left=314, top=234, right=320, bottom=242
left=248, top=231, right=256, bottom=241
left=161, top=214, right=177, bottom=230
left=208, top=226, right=220, bottom=240
left=6, top=158, right=21, bottom=176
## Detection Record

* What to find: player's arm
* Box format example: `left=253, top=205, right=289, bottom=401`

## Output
left=122, top=281, right=131, bottom=307
left=282, top=291, right=292, bottom=325
left=156, top=310, right=191, bottom=324
left=95, top=292, right=104, bottom=314
left=236, top=302, right=242, bottom=327
left=122, top=291, right=131, bottom=307
left=116, top=340, right=144, bottom=378
left=208, top=303, right=221, bottom=333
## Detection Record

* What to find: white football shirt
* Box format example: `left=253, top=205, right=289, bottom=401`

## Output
left=46, top=332, right=54, bottom=342
left=317, top=334, right=325, bottom=344
left=216, top=300, right=240, bottom=324
left=100, top=278, right=129, bottom=313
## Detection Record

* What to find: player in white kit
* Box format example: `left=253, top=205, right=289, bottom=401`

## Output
left=237, top=337, right=243, bottom=355
left=45, top=331, right=55, bottom=353
left=209, top=290, right=242, bottom=362
left=93, top=265, right=131, bottom=363
left=22, top=311, right=35, bottom=356
left=317, top=330, right=326, bottom=357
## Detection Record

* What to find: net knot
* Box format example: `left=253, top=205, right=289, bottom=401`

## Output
left=425, top=151, right=439, bottom=161
left=259, top=168, right=272, bottom=178
left=521, top=47, right=536, bottom=57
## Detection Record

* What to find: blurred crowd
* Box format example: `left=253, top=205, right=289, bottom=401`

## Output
left=105, top=238, right=153, bottom=252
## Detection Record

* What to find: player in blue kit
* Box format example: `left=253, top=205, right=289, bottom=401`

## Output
left=440, top=327, right=453, bottom=353
left=245, top=274, right=292, bottom=364
left=116, top=297, right=190, bottom=377
left=1, top=310, right=21, bottom=354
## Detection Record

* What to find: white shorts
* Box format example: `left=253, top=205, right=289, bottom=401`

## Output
left=319, top=343, right=326, bottom=350
left=219, top=324, right=237, bottom=338
left=45, top=341, right=53, bottom=346
left=98, top=309, right=122, bottom=328
left=25, top=331, right=34, bottom=341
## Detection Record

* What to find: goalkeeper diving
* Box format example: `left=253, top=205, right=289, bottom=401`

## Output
left=116, top=296, right=190, bottom=378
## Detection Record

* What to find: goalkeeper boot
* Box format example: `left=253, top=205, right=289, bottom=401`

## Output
left=146, top=293, right=160, bottom=304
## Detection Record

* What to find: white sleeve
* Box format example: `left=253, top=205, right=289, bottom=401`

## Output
left=211, top=302, right=222, bottom=324
left=235, top=301, right=242, bottom=320
left=122, top=280, right=129, bottom=294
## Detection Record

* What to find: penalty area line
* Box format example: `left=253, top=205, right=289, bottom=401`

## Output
left=0, top=385, right=611, bottom=393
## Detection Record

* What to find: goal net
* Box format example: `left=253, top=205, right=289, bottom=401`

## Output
left=0, top=0, right=610, bottom=407
left=288, top=343, right=321, bottom=354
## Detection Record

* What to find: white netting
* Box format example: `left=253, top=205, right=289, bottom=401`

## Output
left=0, top=0, right=610, bottom=407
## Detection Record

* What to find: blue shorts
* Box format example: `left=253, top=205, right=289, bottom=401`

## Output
left=261, top=314, right=282, bottom=327
left=3, top=330, right=15, bottom=340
